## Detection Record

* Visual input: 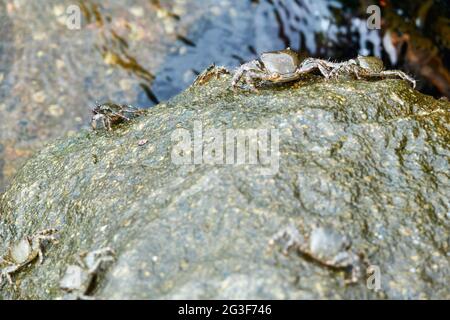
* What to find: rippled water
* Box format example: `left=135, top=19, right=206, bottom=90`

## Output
left=0, top=0, right=449, bottom=192
left=153, top=0, right=450, bottom=101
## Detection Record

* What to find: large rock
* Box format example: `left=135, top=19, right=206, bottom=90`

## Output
left=1, top=72, right=449, bottom=299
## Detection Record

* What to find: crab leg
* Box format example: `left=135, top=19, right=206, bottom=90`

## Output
left=245, top=71, right=264, bottom=91
left=369, top=70, right=416, bottom=88
left=0, top=272, right=13, bottom=286
left=87, top=256, right=115, bottom=274
left=326, top=59, right=357, bottom=79
left=0, top=264, right=20, bottom=287
left=105, top=117, right=112, bottom=131
left=32, top=232, right=59, bottom=264
left=232, top=60, right=263, bottom=89
left=110, top=112, right=131, bottom=121
left=297, top=58, right=338, bottom=79
left=231, top=66, right=247, bottom=89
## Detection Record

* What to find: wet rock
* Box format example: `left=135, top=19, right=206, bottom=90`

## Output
left=0, top=0, right=207, bottom=192
left=0, top=73, right=449, bottom=299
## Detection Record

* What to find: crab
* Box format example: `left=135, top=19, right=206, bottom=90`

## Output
left=231, top=48, right=416, bottom=90
left=91, top=103, right=145, bottom=131
left=59, top=247, right=115, bottom=300
left=0, top=228, right=59, bottom=287
left=270, top=225, right=366, bottom=284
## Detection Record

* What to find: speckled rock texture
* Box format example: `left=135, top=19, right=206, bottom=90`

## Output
left=1, top=72, right=449, bottom=299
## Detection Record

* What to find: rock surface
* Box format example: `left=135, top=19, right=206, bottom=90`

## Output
left=1, top=72, right=449, bottom=299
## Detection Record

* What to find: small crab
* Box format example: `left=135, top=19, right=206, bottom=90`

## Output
left=300, top=55, right=416, bottom=87
left=59, top=247, right=115, bottom=300
left=0, top=228, right=58, bottom=287
left=193, top=64, right=230, bottom=86
left=270, top=225, right=365, bottom=284
left=91, top=103, right=145, bottom=131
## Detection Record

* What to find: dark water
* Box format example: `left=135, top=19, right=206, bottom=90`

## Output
left=151, top=0, right=450, bottom=103
left=0, top=0, right=449, bottom=192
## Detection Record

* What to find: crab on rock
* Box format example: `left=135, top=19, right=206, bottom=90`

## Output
left=0, top=229, right=58, bottom=287
left=231, top=48, right=416, bottom=90
left=270, top=225, right=367, bottom=284
left=59, top=247, right=115, bottom=300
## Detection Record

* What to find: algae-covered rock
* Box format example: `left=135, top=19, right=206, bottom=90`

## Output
left=1, top=72, right=449, bottom=299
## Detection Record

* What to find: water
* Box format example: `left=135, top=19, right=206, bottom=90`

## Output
left=152, top=0, right=450, bottom=101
